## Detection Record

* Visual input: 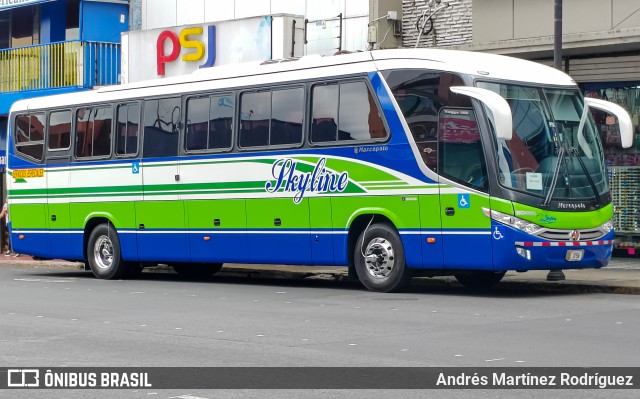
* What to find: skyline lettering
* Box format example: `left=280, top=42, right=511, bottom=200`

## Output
left=265, top=158, right=349, bottom=203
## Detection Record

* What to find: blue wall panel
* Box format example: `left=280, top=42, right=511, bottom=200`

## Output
left=81, top=1, right=128, bottom=42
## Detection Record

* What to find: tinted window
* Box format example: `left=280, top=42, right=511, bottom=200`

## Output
left=239, top=91, right=270, bottom=148
left=438, top=108, right=488, bottom=192
left=143, top=98, right=180, bottom=158
left=384, top=70, right=471, bottom=172
left=186, top=95, right=234, bottom=152
left=14, top=113, right=45, bottom=161
left=271, top=88, right=303, bottom=146
left=116, top=103, right=140, bottom=156
left=48, top=110, right=72, bottom=150
left=339, top=82, right=384, bottom=141
left=311, top=81, right=387, bottom=144
left=311, top=85, right=338, bottom=143
left=75, top=106, right=112, bottom=158
left=186, top=97, right=209, bottom=151
left=209, top=95, right=233, bottom=149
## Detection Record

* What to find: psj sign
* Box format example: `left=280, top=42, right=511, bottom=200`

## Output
left=156, top=25, right=216, bottom=75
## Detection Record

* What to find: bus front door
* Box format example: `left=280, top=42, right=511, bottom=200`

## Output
left=438, top=191, right=493, bottom=270
left=436, top=107, right=493, bottom=270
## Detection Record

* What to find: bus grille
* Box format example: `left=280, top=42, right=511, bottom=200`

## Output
left=537, top=228, right=606, bottom=241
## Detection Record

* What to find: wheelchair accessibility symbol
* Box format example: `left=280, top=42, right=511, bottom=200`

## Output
left=457, top=194, right=470, bottom=209
left=493, top=226, right=504, bottom=240
left=132, top=162, right=140, bottom=174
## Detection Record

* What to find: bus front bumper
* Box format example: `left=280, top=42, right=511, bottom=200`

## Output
left=492, top=224, right=614, bottom=271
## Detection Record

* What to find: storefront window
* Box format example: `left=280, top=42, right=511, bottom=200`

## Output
left=11, top=7, right=40, bottom=47
left=0, top=6, right=40, bottom=49
left=0, top=14, right=9, bottom=49
left=584, top=86, right=640, bottom=166
left=66, top=0, right=80, bottom=41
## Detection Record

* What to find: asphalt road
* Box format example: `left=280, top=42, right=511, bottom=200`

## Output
left=1, top=264, right=639, bottom=399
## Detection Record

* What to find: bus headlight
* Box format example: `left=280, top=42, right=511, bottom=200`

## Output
left=482, top=208, right=544, bottom=236
left=601, top=220, right=614, bottom=233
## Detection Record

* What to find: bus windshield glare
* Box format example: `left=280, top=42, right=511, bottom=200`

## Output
left=477, top=82, right=607, bottom=202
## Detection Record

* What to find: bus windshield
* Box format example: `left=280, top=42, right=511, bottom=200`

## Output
left=477, top=82, right=608, bottom=202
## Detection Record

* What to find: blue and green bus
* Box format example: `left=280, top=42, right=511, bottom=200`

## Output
left=6, top=49, right=633, bottom=292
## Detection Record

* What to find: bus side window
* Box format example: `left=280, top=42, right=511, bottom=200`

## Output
left=116, top=103, right=140, bottom=156
left=143, top=97, right=181, bottom=158
left=92, top=107, right=113, bottom=157
left=209, top=95, right=233, bottom=150
left=338, top=81, right=386, bottom=141
left=75, top=106, right=112, bottom=158
left=239, top=91, right=270, bottom=148
left=311, top=85, right=338, bottom=143
left=14, top=113, right=45, bottom=161
left=48, top=110, right=72, bottom=150
left=438, top=108, right=488, bottom=192
left=75, top=108, right=89, bottom=158
left=271, top=88, right=303, bottom=146
left=186, top=96, right=210, bottom=151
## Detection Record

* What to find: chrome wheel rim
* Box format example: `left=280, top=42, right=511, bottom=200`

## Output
left=363, top=237, right=395, bottom=279
left=93, top=235, right=114, bottom=270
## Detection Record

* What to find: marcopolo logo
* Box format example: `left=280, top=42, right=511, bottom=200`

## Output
left=265, top=158, right=349, bottom=203
left=156, top=25, right=216, bottom=75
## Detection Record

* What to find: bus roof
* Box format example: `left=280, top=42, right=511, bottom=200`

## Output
left=10, top=48, right=576, bottom=113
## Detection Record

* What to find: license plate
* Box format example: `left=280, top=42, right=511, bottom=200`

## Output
left=566, top=249, right=584, bottom=261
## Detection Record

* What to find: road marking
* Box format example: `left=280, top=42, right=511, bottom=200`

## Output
left=485, top=358, right=506, bottom=362
left=170, top=395, right=212, bottom=399
left=14, top=278, right=75, bottom=283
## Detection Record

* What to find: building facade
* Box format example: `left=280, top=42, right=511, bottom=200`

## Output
left=0, top=0, right=130, bottom=154
left=134, top=0, right=371, bottom=56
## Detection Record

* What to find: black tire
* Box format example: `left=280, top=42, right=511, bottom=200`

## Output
left=354, top=223, right=412, bottom=292
left=172, top=263, right=223, bottom=279
left=454, top=271, right=506, bottom=289
left=87, top=223, right=128, bottom=279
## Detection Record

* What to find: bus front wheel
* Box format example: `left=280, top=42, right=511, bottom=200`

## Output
left=354, top=223, right=412, bottom=292
left=87, top=223, right=128, bottom=280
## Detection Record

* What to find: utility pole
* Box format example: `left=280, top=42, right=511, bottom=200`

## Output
left=553, top=0, right=562, bottom=70
left=548, top=0, right=566, bottom=282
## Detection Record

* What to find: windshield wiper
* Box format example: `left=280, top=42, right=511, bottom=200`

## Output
left=569, top=147, right=602, bottom=204
left=542, top=146, right=566, bottom=207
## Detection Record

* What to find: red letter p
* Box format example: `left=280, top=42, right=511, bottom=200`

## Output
left=157, top=31, right=181, bottom=76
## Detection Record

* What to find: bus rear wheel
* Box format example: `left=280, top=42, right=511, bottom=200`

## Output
left=172, top=263, right=223, bottom=279
left=87, top=223, right=128, bottom=279
left=354, top=223, right=412, bottom=292
left=454, top=271, right=505, bottom=289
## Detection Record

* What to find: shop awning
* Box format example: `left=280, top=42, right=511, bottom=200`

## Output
left=0, top=0, right=56, bottom=12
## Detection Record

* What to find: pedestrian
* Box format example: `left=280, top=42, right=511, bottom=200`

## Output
left=0, top=202, right=19, bottom=257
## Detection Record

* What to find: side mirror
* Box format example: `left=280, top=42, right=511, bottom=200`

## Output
left=450, top=86, right=513, bottom=140
left=584, top=97, right=633, bottom=149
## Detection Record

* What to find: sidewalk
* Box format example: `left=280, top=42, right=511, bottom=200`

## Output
left=1, top=253, right=639, bottom=294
